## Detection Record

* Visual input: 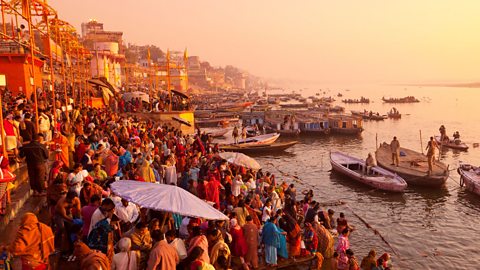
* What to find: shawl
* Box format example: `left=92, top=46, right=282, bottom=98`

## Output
left=9, top=213, right=55, bottom=266
left=261, top=221, right=280, bottom=248
left=74, top=241, right=110, bottom=270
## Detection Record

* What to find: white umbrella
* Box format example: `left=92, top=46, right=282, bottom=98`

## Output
left=218, top=152, right=261, bottom=170
left=122, top=91, right=150, bottom=103
left=111, top=180, right=228, bottom=220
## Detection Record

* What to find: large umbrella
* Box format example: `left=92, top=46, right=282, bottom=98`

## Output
left=111, top=180, right=228, bottom=220
left=122, top=91, right=150, bottom=103
left=218, top=152, right=261, bottom=170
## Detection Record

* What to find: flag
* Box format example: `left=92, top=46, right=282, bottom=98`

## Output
left=103, top=55, right=109, bottom=82
left=22, top=0, right=30, bottom=19
left=147, top=47, right=151, bottom=64
left=183, top=48, right=188, bottom=60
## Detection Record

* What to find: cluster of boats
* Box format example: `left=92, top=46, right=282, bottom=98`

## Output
left=382, top=96, right=420, bottom=103
left=342, top=97, right=370, bottom=104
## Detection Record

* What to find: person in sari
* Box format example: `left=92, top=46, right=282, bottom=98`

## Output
left=336, top=212, right=349, bottom=234
left=233, top=200, right=249, bottom=227
left=48, top=160, right=64, bottom=186
left=79, top=181, right=103, bottom=207
left=87, top=218, right=115, bottom=262
left=73, top=241, right=110, bottom=270
left=89, top=164, right=108, bottom=184
left=360, top=249, right=377, bottom=270
left=335, top=228, right=351, bottom=270
left=52, top=130, right=70, bottom=169
left=245, top=198, right=261, bottom=229
left=205, top=177, right=222, bottom=209
left=229, top=218, right=247, bottom=262
left=261, top=218, right=286, bottom=267
left=242, top=216, right=259, bottom=269
left=304, top=222, right=318, bottom=253
left=314, top=221, right=335, bottom=270
left=112, top=237, right=138, bottom=270
left=347, top=249, right=361, bottom=270
left=130, top=222, right=152, bottom=270
left=188, top=226, right=210, bottom=264
left=283, top=212, right=301, bottom=259
left=138, top=158, right=156, bottom=183
left=207, top=228, right=231, bottom=268
left=9, top=212, right=55, bottom=270
left=376, top=253, right=391, bottom=270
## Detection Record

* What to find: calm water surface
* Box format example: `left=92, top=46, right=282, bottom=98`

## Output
left=247, top=85, right=480, bottom=269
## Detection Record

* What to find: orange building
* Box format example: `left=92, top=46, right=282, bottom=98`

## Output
left=0, top=53, right=44, bottom=97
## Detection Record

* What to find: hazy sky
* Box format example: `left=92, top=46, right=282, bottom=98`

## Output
left=48, top=0, right=480, bottom=84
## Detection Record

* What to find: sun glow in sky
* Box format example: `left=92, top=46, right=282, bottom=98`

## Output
left=49, top=0, right=480, bottom=83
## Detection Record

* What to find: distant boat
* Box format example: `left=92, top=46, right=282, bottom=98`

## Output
left=434, top=136, right=469, bottom=151
left=375, top=142, right=449, bottom=187
left=457, top=163, right=480, bottom=196
left=330, top=151, right=407, bottom=192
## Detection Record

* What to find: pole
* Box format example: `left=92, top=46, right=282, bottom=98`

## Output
left=45, top=17, right=56, bottom=126
left=419, top=130, right=424, bottom=155
left=26, top=1, right=40, bottom=132
left=58, top=30, right=69, bottom=122
left=166, top=50, right=172, bottom=111
left=375, top=133, right=378, bottom=150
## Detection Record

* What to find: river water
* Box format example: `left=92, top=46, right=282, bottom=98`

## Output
left=247, top=85, right=480, bottom=269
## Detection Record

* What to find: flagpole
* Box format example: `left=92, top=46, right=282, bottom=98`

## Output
left=25, top=0, right=40, bottom=132
left=167, top=50, right=172, bottom=111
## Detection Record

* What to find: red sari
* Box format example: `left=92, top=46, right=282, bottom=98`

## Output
left=230, top=226, right=248, bottom=257
left=205, top=179, right=221, bottom=209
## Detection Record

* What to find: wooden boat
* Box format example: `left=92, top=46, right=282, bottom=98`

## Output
left=434, top=136, right=469, bottom=151
left=387, top=112, right=402, bottom=119
left=237, top=133, right=280, bottom=146
left=382, top=96, right=420, bottom=103
left=330, top=151, right=407, bottom=192
left=363, top=114, right=387, bottom=121
left=375, top=142, right=449, bottom=186
left=457, top=163, right=480, bottom=196
left=220, top=141, right=297, bottom=154
left=202, top=128, right=229, bottom=138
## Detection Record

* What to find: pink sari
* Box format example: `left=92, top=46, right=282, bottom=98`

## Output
left=189, top=235, right=210, bottom=264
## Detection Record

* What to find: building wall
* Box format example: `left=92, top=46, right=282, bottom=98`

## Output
left=0, top=54, right=43, bottom=97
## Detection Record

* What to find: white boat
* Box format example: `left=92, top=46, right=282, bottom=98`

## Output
left=237, top=133, right=280, bottom=146
left=457, top=163, right=480, bottom=196
left=330, top=151, right=408, bottom=192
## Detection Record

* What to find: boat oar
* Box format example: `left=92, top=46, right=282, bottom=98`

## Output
left=345, top=205, right=399, bottom=256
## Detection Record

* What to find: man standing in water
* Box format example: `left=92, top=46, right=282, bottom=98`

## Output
left=390, top=136, right=400, bottom=166
left=426, top=136, right=440, bottom=175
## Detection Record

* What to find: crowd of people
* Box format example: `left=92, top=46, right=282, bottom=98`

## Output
left=0, top=91, right=394, bottom=270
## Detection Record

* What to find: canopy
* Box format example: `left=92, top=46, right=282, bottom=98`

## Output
left=111, top=180, right=229, bottom=220
left=122, top=91, right=150, bottom=103
left=87, top=78, right=109, bottom=88
left=218, top=152, right=261, bottom=170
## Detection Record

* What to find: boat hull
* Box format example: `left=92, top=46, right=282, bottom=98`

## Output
left=330, top=152, right=407, bottom=192
left=375, top=142, right=449, bottom=187
left=331, top=127, right=363, bottom=135
left=458, top=164, right=480, bottom=196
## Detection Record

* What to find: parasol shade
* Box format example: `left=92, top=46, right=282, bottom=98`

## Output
left=111, top=180, right=228, bottom=220
left=218, top=152, right=261, bottom=170
left=122, top=91, right=150, bottom=103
